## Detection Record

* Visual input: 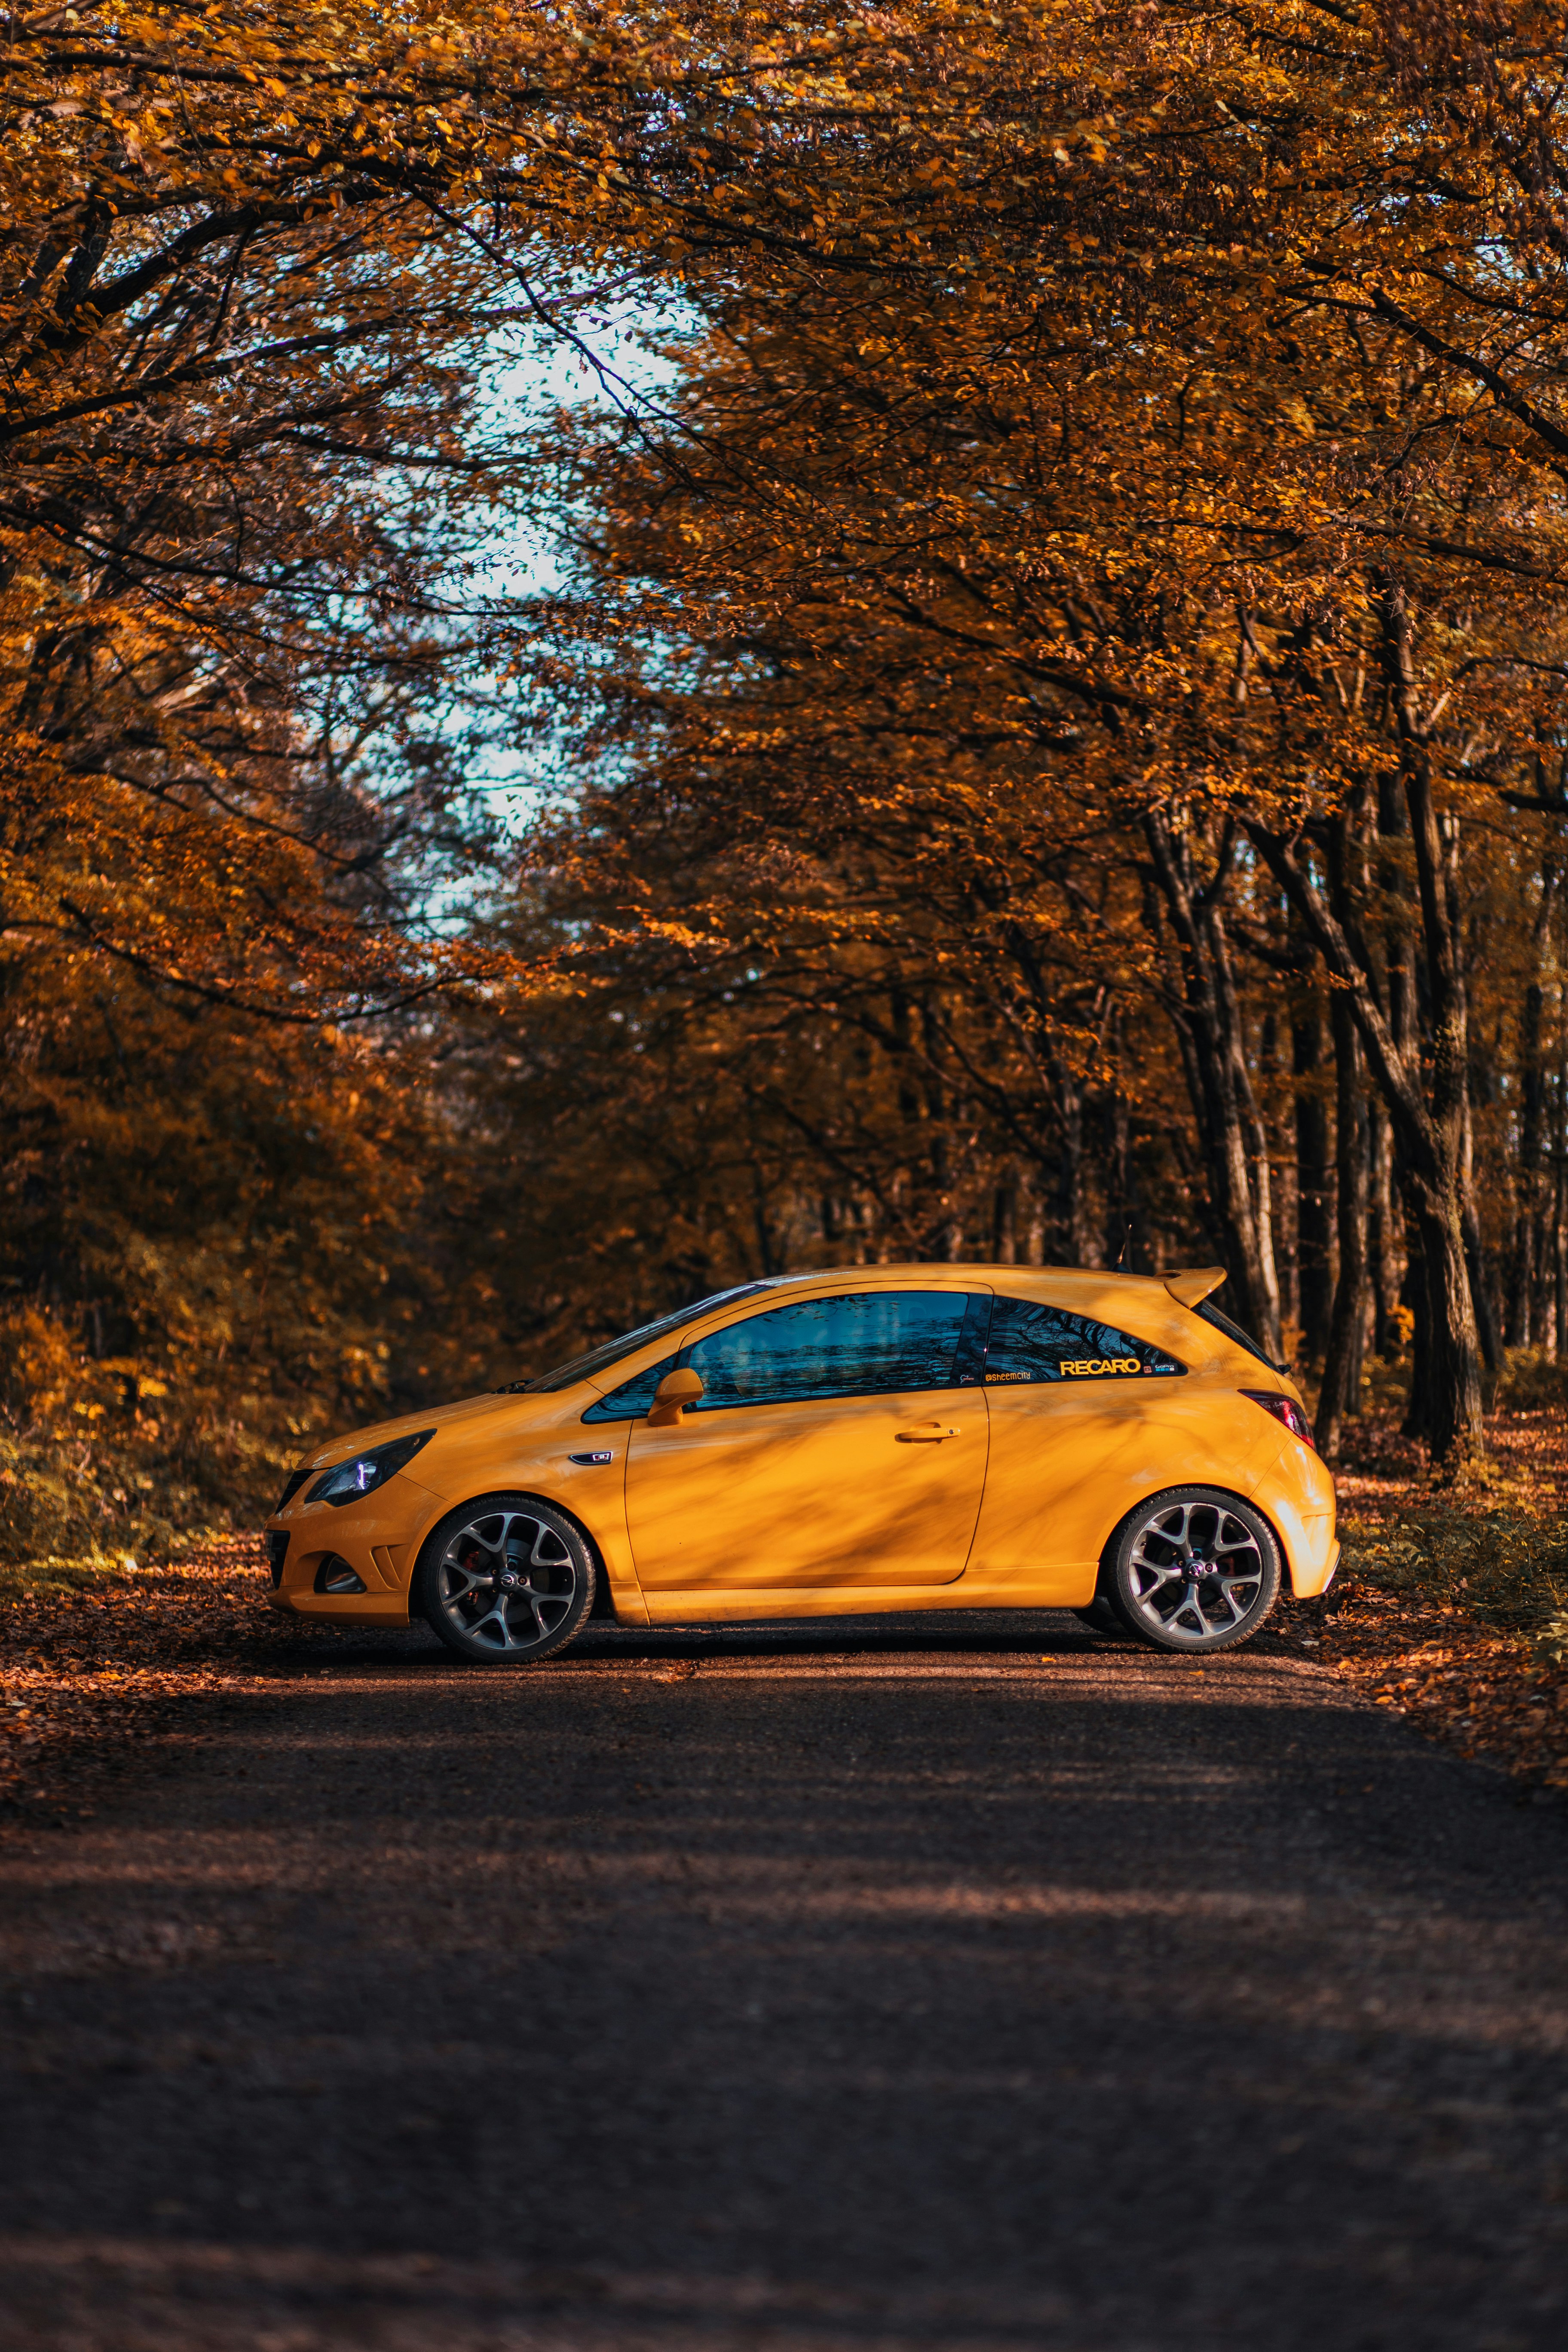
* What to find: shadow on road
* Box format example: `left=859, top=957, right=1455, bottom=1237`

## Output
left=252, top=1605, right=1142, bottom=1676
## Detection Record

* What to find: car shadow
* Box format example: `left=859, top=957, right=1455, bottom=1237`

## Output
left=248, top=1605, right=1167, bottom=1674
left=570, top=1608, right=1116, bottom=1663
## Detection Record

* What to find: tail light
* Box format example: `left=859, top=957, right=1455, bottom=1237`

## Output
left=1241, top=1390, right=1316, bottom=1449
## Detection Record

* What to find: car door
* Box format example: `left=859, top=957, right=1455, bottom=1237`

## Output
left=620, top=1285, right=990, bottom=1590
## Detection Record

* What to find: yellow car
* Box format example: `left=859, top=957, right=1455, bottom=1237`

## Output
left=264, top=1263, right=1335, bottom=1662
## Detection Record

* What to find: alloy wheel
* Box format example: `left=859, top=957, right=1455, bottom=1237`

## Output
left=1122, top=1497, right=1272, bottom=1648
left=434, top=1507, right=580, bottom=1655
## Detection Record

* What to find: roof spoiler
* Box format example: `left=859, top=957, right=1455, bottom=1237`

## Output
left=1164, top=1266, right=1228, bottom=1309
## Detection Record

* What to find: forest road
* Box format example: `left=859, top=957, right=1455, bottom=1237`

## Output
left=1, top=1610, right=1566, bottom=2352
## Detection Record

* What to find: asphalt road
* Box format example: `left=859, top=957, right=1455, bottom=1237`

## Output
left=2, top=1610, right=1566, bottom=2352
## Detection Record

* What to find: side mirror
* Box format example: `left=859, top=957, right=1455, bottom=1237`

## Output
left=647, top=1367, right=704, bottom=1427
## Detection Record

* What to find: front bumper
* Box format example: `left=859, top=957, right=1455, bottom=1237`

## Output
left=264, top=1470, right=441, bottom=1623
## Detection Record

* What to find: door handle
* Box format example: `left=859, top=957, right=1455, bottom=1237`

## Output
left=896, top=1422, right=960, bottom=1442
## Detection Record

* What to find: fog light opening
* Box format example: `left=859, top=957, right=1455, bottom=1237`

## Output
left=314, top=1556, right=366, bottom=1595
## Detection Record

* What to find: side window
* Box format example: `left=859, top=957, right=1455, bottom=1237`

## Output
left=682, top=1288, right=975, bottom=1411
left=581, top=1289, right=983, bottom=1421
left=985, top=1296, right=1184, bottom=1384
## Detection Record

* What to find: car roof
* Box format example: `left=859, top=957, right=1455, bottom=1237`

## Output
left=753, top=1262, right=1195, bottom=1299
left=720, top=1262, right=1231, bottom=1349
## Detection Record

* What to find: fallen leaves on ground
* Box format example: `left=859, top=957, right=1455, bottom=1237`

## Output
left=1271, top=1407, right=1568, bottom=1795
left=1281, top=1586, right=1568, bottom=1795
left=0, top=1537, right=312, bottom=1823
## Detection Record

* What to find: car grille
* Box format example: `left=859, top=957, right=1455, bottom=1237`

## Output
left=273, top=1466, right=312, bottom=1514
left=267, top=1531, right=290, bottom=1588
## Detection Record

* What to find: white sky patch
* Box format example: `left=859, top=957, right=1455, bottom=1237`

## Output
left=443, top=297, right=698, bottom=850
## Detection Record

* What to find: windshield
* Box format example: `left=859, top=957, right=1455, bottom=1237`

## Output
left=504, top=1282, right=778, bottom=1395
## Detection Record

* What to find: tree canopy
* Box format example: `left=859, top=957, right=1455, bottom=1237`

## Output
left=7, top=1, right=1568, bottom=1556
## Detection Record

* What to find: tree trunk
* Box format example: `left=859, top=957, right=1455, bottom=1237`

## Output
left=1244, top=579, right=1485, bottom=1465
left=1507, top=968, right=1544, bottom=1346
left=1292, top=998, right=1333, bottom=1363
left=1317, top=992, right=1368, bottom=1461
left=1556, top=1025, right=1568, bottom=1357
left=1409, top=1191, right=1482, bottom=1456
left=1462, top=1188, right=1503, bottom=1381
left=1508, top=873, right=1554, bottom=1348
left=1402, top=1240, right=1432, bottom=1442
left=1048, top=1053, right=1096, bottom=1265
left=1101, top=1050, right=1144, bottom=1272
left=1368, top=1100, right=1402, bottom=1354
left=1145, top=810, right=1284, bottom=1359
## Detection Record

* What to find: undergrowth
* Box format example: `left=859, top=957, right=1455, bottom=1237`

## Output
left=1339, top=1507, right=1568, bottom=1660
left=0, top=1552, right=185, bottom=1606
left=0, top=1427, right=258, bottom=1574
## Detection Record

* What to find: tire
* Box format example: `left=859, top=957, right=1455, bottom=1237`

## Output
left=1072, top=1598, right=1124, bottom=1637
left=414, top=1493, right=595, bottom=1666
left=1104, top=1487, right=1281, bottom=1655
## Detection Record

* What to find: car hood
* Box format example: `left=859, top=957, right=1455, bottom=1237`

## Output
left=303, top=1385, right=555, bottom=1471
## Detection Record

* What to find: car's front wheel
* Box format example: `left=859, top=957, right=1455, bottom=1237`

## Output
left=414, top=1494, right=595, bottom=1665
left=1104, top=1488, right=1281, bottom=1654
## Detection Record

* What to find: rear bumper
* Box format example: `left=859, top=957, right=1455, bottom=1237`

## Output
left=1277, top=1511, right=1338, bottom=1598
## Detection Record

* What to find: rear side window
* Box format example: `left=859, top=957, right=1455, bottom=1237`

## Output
left=984, top=1296, right=1184, bottom=1384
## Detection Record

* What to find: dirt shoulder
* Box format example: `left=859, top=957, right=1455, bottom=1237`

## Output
left=1279, top=1408, right=1568, bottom=1797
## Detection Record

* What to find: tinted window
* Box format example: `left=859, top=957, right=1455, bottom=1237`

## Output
left=515, top=1282, right=776, bottom=1395
left=1195, top=1298, right=1277, bottom=1370
left=585, top=1289, right=978, bottom=1420
left=683, top=1289, right=974, bottom=1409
left=985, top=1296, right=1183, bottom=1384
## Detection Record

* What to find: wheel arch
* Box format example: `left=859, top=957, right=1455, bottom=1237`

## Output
left=1093, top=1482, right=1288, bottom=1593
left=414, top=1485, right=621, bottom=1622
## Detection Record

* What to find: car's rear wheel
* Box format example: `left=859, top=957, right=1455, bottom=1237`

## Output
left=414, top=1494, right=594, bottom=1665
left=1105, top=1488, right=1280, bottom=1654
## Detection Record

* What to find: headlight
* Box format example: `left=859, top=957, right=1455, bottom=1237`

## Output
left=305, top=1430, right=435, bottom=1507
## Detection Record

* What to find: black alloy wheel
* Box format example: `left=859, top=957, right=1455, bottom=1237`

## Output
left=414, top=1493, right=595, bottom=1665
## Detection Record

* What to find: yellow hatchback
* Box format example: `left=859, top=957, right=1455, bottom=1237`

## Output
left=264, top=1263, right=1336, bottom=1662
